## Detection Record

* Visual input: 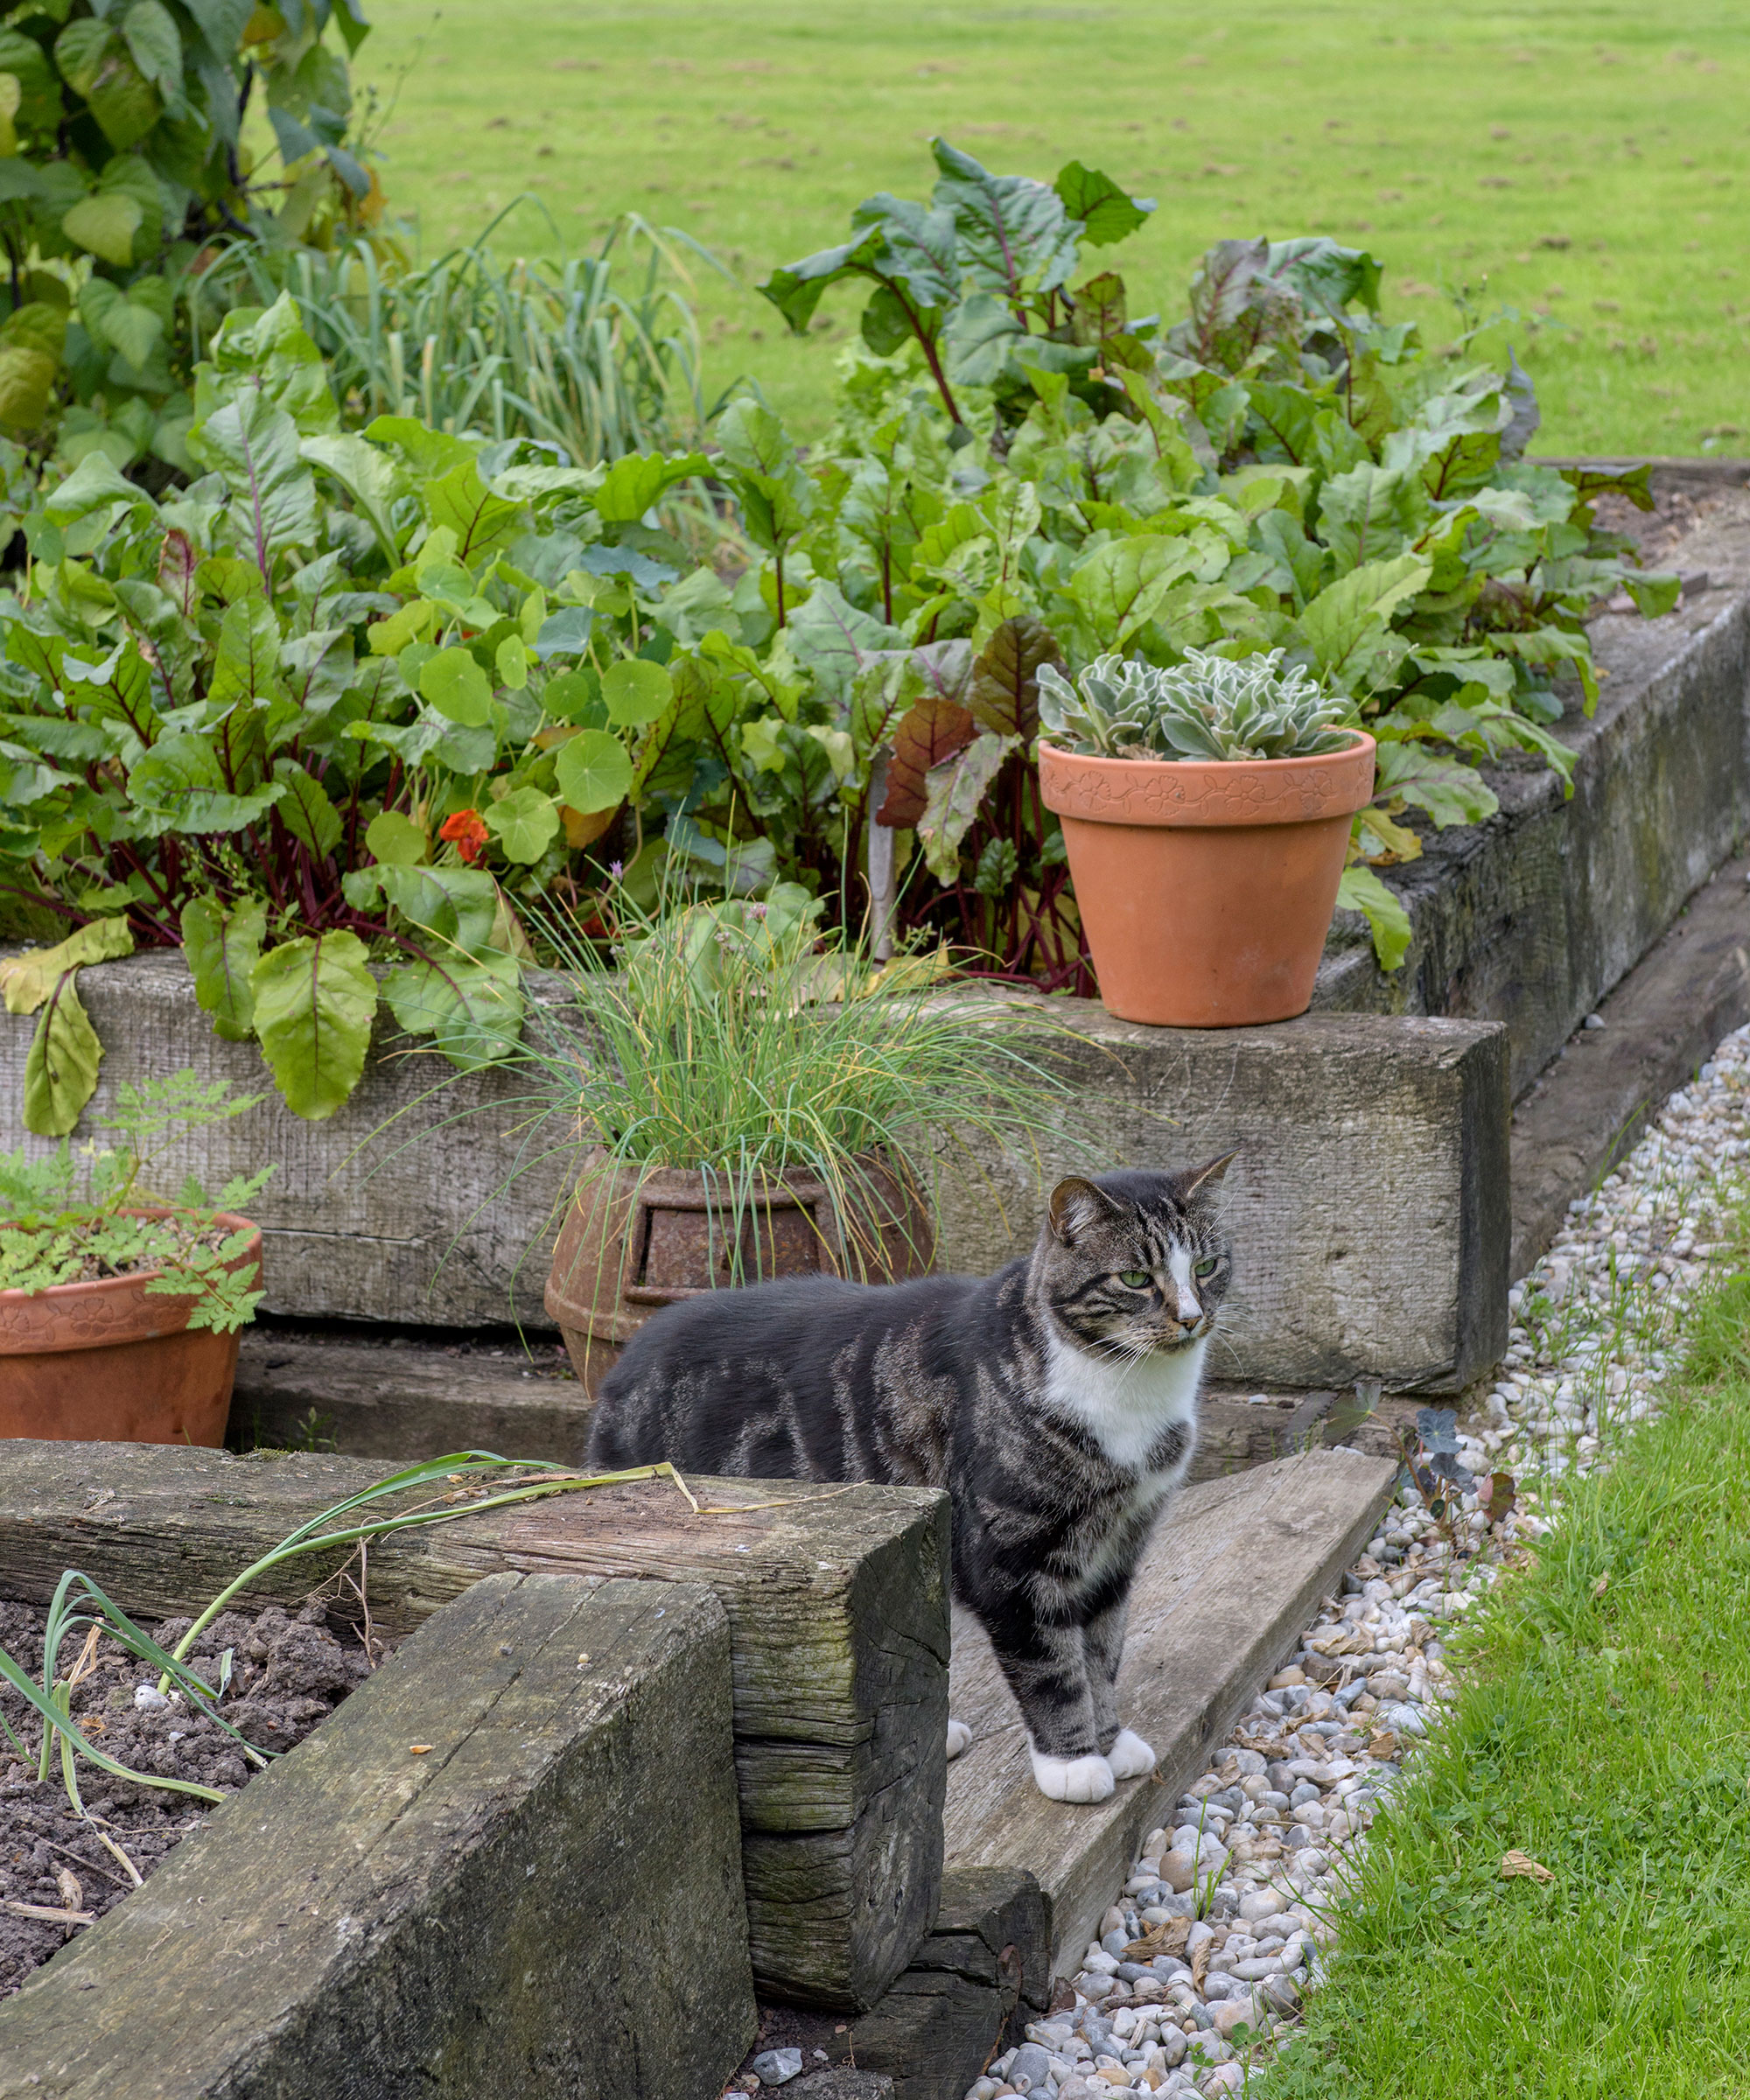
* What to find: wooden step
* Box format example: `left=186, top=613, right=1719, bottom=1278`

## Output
left=942, top=1446, right=1396, bottom=1975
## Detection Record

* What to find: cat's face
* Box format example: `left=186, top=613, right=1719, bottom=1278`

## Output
left=1037, top=1161, right=1234, bottom=1359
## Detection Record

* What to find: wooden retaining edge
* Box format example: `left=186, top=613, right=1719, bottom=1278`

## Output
left=0, top=1443, right=949, bottom=2014
left=942, top=1447, right=1398, bottom=1977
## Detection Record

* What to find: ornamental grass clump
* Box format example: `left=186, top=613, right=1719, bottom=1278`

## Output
left=1037, top=648, right=1354, bottom=762
left=511, top=875, right=1084, bottom=1279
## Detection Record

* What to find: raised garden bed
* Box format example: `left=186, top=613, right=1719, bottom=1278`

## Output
left=0, top=1598, right=382, bottom=1998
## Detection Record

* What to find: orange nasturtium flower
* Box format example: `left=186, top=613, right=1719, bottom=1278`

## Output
left=438, top=808, right=489, bottom=864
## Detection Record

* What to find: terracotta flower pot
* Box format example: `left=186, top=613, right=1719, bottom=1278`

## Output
left=543, top=1151, right=933, bottom=1396
left=1038, top=732, right=1377, bottom=1027
left=0, top=1213, right=262, bottom=1446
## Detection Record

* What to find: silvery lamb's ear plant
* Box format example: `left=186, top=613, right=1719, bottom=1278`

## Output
left=1037, top=649, right=1354, bottom=762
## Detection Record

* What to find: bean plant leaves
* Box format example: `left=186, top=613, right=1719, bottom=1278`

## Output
left=248, top=932, right=377, bottom=1123
left=23, top=974, right=102, bottom=1137
left=180, top=895, right=266, bottom=1042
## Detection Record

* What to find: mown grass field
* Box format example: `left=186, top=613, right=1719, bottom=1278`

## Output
left=354, top=1, right=1750, bottom=454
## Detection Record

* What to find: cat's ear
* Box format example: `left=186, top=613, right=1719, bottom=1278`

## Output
left=1049, top=1177, right=1121, bottom=1245
left=1180, top=1152, right=1237, bottom=1205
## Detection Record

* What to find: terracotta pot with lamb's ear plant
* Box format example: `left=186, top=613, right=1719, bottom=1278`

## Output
left=1036, top=649, right=1376, bottom=1028
left=0, top=1074, right=270, bottom=1446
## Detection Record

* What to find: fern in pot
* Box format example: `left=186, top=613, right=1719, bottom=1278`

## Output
left=1035, top=649, right=1375, bottom=1026
left=514, top=878, right=1077, bottom=1394
left=0, top=1076, right=270, bottom=1446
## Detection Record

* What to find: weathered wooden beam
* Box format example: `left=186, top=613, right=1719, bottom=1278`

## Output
left=0, top=1572, right=755, bottom=2100
left=0, top=1441, right=949, bottom=2012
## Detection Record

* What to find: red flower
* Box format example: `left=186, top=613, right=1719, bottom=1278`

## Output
left=439, top=808, right=489, bottom=864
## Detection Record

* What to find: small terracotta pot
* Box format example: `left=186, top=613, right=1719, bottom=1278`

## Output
left=543, top=1151, right=932, bottom=1396
left=0, top=1213, right=262, bottom=1446
left=1038, top=732, right=1377, bottom=1027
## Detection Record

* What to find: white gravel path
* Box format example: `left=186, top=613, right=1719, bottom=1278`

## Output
left=962, top=1025, right=1750, bottom=2100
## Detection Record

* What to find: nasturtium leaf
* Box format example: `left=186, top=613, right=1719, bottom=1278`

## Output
left=532, top=605, right=594, bottom=661
left=249, top=932, right=378, bottom=1122
left=494, top=633, right=529, bottom=690
left=180, top=894, right=265, bottom=1042
left=419, top=645, right=493, bottom=725
left=364, top=809, right=427, bottom=866
left=484, top=787, right=560, bottom=864
left=541, top=667, right=605, bottom=726
left=601, top=656, right=671, bottom=728
left=553, top=727, right=633, bottom=815
left=23, top=974, right=102, bottom=1136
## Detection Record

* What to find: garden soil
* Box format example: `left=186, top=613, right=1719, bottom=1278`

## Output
left=0, top=1599, right=391, bottom=1996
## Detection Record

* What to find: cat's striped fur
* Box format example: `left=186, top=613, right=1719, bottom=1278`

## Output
left=586, top=1160, right=1233, bottom=1802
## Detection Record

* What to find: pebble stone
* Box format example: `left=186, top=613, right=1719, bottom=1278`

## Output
left=956, top=1023, right=1750, bottom=2100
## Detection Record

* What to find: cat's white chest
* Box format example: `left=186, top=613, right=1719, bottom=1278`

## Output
left=1043, top=1329, right=1206, bottom=1477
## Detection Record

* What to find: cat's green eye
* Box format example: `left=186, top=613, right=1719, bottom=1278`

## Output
left=1118, top=1270, right=1152, bottom=1289
left=1194, top=1256, right=1219, bottom=1278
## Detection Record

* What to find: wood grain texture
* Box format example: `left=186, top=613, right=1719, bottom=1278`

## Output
left=942, top=1447, right=1396, bottom=1975
left=0, top=1572, right=755, bottom=2100
left=0, top=1442, right=949, bottom=2012
left=933, top=1008, right=1509, bottom=1393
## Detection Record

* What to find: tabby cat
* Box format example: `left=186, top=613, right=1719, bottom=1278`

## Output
left=586, top=1159, right=1234, bottom=1803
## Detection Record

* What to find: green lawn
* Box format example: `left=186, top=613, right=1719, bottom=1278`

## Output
left=350, top=0, right=1750, bottom=454
left=1261, top=1276, right=1750, bottom=2099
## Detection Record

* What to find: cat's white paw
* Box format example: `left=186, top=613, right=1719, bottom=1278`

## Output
left=1030, top=1747, right=1116, bottom=1803
left=1107, top=1727, right=1157, bottom=1780
left=946, top=1718, right=972, bottom=1760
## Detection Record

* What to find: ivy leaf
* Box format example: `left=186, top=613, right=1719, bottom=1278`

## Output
left=24, top=974, right=102, bottom=1137
left=270, top=759, right=343, bottom=858
left=483, top=787, right=560, bottom=865
left=1054, top=160, right=1155, bottom=248
left=1335, top=863, right=1412, bottom=971
left=249, top=932, right=378, bottom=1122
left=382, top=950, right=523, bottom=1071
left=877, top=696, right=976, bottom=829
left=553, top=727, right=634, bottom=816
left=0, top=917, right=133, bottom=1015
left=180, top=894, right=265, bottom=1042
left=917, top=730, right=1018, bottom=884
